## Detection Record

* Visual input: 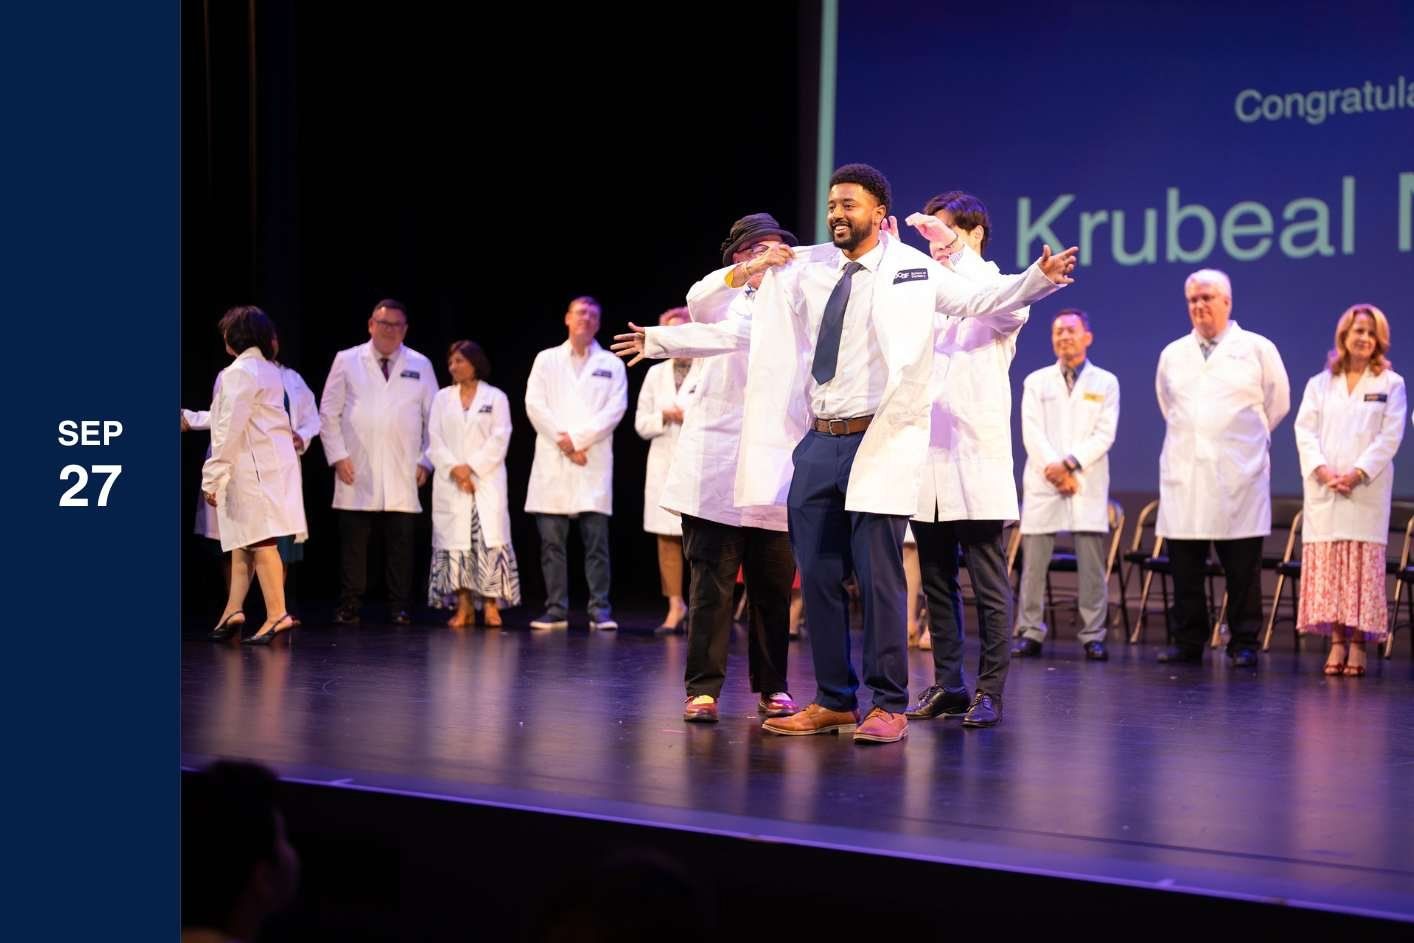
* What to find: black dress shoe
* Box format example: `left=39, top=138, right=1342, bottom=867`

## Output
left=961, top=692, right=1002, bottom=728
left=390, top=610, right=413, bottom=625
left=1083, top=641, right=1109, bottom=661
left=904, top=685, right=972, bottom=719
left=1011, top=637, right=1042, bottom=657
left=1156, top=644, right=1203, bottom=664
left=242, top=614, right=295, bottom=646
left=333, top=607, right=361, bottom=625
left=1229, top=648, right=1259, bottom=669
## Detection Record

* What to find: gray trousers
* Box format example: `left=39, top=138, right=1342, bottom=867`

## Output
left=1015, top=532, right=1108, bottom=644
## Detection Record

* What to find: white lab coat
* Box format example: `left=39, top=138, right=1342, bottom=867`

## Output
left=186, top=363, right=319, bottom=541
left=1293, top=367, right=1407, bottom=544
left=643, top=277, right=787, bottom=531
left=1155, top=322, right=1291, bottom=539
left=427, top=382, right=514, bottom=550
left=524, top=340, right=628, bottom=515
left=1019, top=361, right=1120, bottom=534
left=914, top=252, right=1030, bottom=524
left=319, top=341, right=438, bottom=513
left=736, top=233, right=1059, bottom=515
left=634, top=359, right=702, bottom=536
left=200, top=348, right=309, bottom=552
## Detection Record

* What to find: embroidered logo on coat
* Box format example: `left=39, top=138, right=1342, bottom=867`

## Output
left=592, top=368, right=614, bottom=379
left=1364, top=393, right=1388, bottom=402
left=893, top=268, right=929, bottom=284
left=478, top=404, right=494, bottom=413
left=400, top=369, right=421, bottom=379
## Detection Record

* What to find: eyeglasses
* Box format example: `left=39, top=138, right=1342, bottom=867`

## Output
left=372, top=319, right=407, bottom=330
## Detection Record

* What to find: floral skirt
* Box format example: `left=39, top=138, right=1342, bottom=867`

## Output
left=427, top=503, right=521, bottom=609
left=1296, top=540, right=1387, bottom=641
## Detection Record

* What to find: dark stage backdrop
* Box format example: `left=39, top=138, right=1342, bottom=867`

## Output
left=181, top=4, right=823, bottom=620
left=832, top=0, right=1414, bottom=497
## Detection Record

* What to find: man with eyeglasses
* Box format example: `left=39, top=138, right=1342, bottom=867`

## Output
left=319, top=299, right=438, bottom=625
left=1154, top=270, right=1290, bottom=668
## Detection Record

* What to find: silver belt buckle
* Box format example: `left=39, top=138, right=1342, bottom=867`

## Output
left=826, top=417, right=848, bottom=435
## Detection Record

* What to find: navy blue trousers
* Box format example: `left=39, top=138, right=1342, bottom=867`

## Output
left=787, top=430, right=909, bottom=713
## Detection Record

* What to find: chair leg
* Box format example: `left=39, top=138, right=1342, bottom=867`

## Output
left=1114, top=561, right=1132, bottom=635
left=1262, top=572, right=1285, bottom=652
left=1131, top=569, right=1156, bottom=644
left=1291, top=576, right=1301, bottom=653
left=1385, top=578, right=1404, bottom=659
left=1209, top=592, right=1228, bottom=649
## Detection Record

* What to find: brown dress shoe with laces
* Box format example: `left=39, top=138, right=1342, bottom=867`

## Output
left=761, top=703, right=860, bottom=736
left=853, top=707, right=908, bottom=743
left=683, top=696, right=719, bottom=723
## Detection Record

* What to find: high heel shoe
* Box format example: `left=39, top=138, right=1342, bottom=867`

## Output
left=208, top=610, right=246, bottom=641
left=242, top=614, right=295, bottom=646
left=1343, top=643, right=1367, bottom=678
left=1323, top=640, right=1348, bottom=676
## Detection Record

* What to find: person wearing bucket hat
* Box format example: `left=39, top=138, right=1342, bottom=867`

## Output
left=611, top=212, right=801, bottom=725
left=719, top=212, right=798, bottom=267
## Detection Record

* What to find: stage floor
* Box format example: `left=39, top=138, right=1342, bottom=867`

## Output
left=180, top=612, right=1414, bottom=922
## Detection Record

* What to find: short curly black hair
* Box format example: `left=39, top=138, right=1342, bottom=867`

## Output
left=828, top=163, right=892, bottom=214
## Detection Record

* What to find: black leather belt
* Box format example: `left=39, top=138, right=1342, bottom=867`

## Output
left=812, top=415, right=873, bottom=435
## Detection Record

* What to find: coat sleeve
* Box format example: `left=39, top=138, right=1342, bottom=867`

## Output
left=644, top=317, right=751, bottom=359
left=1020, top=377, right=1062, bottom=468
left=685, top=267, right=741, bottom=324
left=1071, top=375, right=1120, bottom=470
left=1154, top=347, right=1173, bottom=425
left=634, top=364, right=666, bottom=439
left=1260, top=337, right=1292, bottom=432
left=418, top=365, right=438, bottom=472
left=1352, top=374, right=1408, bottom=483
left=946, top=248, right=1030, bottom=336
left=470, top=389, right=513, bottom=479
left=932, top=252, right=1058, bottom=321
left=523, top=351, right=561, bottom=442
left=1292, top=376, right=1327, bottom=481
left=425, top=392, right=458, bottom=476
left=285, top=369, right=321, bottom=452
left=200, top=366, right=255, bottom=497
left=318, top=353, right=351, bottom=465
left=567, top=357, right=628, bottom=451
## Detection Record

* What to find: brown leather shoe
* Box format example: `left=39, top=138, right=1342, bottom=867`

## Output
left=761, top=702, right=860, bottom=736
left=757, top=692, right=799, bottom=717
left=683, top=696, right=718, bottom=723
left=853, top=707, right=908, bottom=743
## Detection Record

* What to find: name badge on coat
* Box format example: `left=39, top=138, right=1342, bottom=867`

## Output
left=1082, top=391, right=1104, bottom=403
left=400, top=369, right=421, bottom=379
left=1364, top=393, right=1388, bottom=402
left=592, top=368, right=613, bottom=379
left=478, top=403, right=494, bottom=414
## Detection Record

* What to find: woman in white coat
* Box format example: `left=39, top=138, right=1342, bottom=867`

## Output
left=183, top=334, right=319, bottom=616
left=634, top=307, right=698, bottom=631
left=1294, top=304, right=1406, bottom=676
left=200, top=307, right=308, bottom=644
left=426, top=341, right=521, bottom=628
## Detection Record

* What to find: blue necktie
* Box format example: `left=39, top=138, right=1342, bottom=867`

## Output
left=811, top=261, right=863, bottom=385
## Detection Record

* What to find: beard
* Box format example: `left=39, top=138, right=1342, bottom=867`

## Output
left=830, top=218, right=872, bottom=252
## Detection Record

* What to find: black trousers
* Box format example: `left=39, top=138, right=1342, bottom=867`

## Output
left=1166, top=536, right=1263, bottom=653
left=681, top=514, right=795, bottom=700
left=913, top=519, right=1013, bottom=699
left=339, top=510, right=417, bottom=611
